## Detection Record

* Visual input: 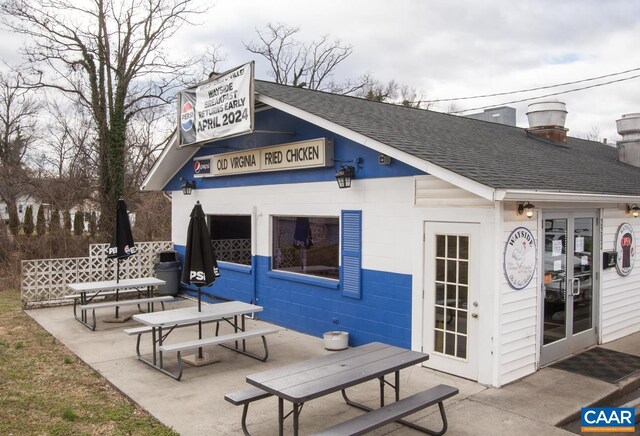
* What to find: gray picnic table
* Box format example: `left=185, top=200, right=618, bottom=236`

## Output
left=246, top=342, right=434, bottom=435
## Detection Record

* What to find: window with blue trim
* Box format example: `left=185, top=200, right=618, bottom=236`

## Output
left=272, top=216, right=339, bottom=279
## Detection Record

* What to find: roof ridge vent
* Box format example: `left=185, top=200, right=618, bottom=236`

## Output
left=526, top=101, right=568, bottom=143
left=617, top=113, right=640, bottom=167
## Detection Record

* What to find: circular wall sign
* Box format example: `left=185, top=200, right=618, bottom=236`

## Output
left=615, top=222, right=636, bottom=276
left=504, top=227, right=537, bottom=290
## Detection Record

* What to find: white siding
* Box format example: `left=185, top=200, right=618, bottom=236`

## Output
left=498, top=210, right=539, bottom=386
left=414, top=176, right=493, bottom=207
left=172, top=177, right=417, bottom=275
left=601, top=208, right=640, bottom=342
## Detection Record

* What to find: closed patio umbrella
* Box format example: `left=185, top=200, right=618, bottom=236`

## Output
left=181, top=201, right=220, bottom=358
left=106, top=198, right=137, bottom=319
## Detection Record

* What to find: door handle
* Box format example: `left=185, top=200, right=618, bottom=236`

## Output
left=571, top=277, right=580, bottom=297
left=471, top=313, right=478, bottom=319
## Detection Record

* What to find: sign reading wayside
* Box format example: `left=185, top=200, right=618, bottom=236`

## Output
left=504, top=226, right=537, bottom=290
left=178, top=62, right=254, bottom=147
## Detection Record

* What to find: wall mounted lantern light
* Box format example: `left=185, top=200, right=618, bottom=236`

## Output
left=334, top=158, right=362, bottom=189
left=517, top=201, right=536, bottom=219
left=335, top=166, right=355, bottom=189
left=627, top=204, right=640, bottom=217
left=180, top=177, right=195, bottom=195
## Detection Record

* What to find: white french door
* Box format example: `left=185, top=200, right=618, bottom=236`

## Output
left=423, top=222, right=480, bottom=380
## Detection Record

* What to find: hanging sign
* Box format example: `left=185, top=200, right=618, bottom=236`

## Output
left=615, top=222, right=635, bottom=276
left=504, top=227, right=537, bottom=290
left=178, top=62, right=254, bottom=147
left=193, top=138, right=334, bottom=178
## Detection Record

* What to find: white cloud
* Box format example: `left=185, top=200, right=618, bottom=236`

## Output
left=3, top=0, right=640, bottom=143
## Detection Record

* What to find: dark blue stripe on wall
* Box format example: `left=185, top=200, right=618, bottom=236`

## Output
left=174, top=247, right=412, bottom=348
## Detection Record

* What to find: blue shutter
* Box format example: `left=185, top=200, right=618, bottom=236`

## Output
left=341, top=210, right=362, bottom=299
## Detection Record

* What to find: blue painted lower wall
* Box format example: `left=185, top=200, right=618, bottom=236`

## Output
left=175, top=247, right=412, bottom=348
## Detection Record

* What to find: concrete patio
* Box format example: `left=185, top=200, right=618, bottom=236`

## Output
left=27, top=297, right=640, bottom=435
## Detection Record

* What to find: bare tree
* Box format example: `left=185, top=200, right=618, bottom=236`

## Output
left=1, top=0, right=204, bottom=235
left=0, top=72, right=38, bottom=232
left=245, top=23, right=366, bottom=93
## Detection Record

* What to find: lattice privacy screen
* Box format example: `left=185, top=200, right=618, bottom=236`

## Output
left=21, top=241, right=173, bottom=307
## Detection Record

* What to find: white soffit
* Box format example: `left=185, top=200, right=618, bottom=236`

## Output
left=496, top=189, right=640, bottom=204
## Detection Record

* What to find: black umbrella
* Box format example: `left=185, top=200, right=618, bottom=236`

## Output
left=181, top=201, right=220, bottom=357
left=107, top=198, right=137, bottom=319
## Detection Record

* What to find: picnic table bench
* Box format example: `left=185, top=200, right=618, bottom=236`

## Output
left=81, top=295, right=174, bottom=331
left=64, top=287, right=141, bottom=319
left=67, top=277, right=166, bottom=330
left=238, top=342, right=457, bottom=436
left=131, top=301, right=276, bottom=380
left=312, top=384, right=458, bottom=436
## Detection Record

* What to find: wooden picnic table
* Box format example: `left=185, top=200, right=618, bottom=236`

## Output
left=246, top=342, right=430, bottom=435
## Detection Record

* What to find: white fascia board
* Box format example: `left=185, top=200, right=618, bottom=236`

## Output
left=256, top=93, right=496, bottom=201
left=141, top=131, right=198, bottom=191
left=496, top=189, right=640, bottom=203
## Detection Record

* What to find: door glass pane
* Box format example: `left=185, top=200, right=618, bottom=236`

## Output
left=434, top=234, right=468, bottom=359
left=543, top=219, right=567, bottom=345
left=573, top=218, right=593, bottom=335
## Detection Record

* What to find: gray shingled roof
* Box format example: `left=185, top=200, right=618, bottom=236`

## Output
left=256, top=80, right=640, bottom=196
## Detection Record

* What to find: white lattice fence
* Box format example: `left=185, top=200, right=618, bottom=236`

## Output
left=22, top=241, right=173, bottom=307
left=213, top=238, right=251, bottom=265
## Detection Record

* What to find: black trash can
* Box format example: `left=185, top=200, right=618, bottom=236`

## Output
left=153, top=250, right=181, bottom=296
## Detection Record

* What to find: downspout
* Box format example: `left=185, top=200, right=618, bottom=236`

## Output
left=251, top=206, right=258, bottom=307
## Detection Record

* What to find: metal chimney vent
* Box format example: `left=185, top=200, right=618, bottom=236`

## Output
left=526, top=101, right=568, bottom=143
left=617, top=113, right=640, bottom=167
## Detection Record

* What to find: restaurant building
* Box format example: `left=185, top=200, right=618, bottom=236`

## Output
left=143, top=64, right=640, bottom=387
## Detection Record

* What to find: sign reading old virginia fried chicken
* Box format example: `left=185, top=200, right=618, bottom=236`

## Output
left=193, top=138, right=334, bottom=177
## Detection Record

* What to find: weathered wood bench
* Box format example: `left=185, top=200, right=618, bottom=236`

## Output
left=224, top=386, right=274, bottom=436
left=312, top=384, right=458, bottom=436
left=64, top=288, right=142, bottom=320
left=80, top=296, right=174, bottom=330
left=158, top=328, right=279, bottom=380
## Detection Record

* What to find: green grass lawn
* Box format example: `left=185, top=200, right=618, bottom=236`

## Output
left=0, top=289, right=178, bottom=435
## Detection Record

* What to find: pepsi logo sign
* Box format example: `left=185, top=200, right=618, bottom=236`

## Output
left=194, top=159, right=211, bottom=174
left=181, top=101, right=194, bottom=132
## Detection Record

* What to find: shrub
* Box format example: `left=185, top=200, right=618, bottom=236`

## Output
left=49, top=209, right=61, bottom=232
left=23, top=205, right=34, bottom=235
left=36, top=206, right=46, bottom=235
left=73, top=212, right=84, bottom=236
left=64, top=210, right=72, bottom=233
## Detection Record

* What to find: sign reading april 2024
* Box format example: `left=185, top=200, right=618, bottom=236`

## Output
left=178, top=62, right=255, bottom=147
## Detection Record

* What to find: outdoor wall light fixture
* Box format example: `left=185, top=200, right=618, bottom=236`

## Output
left=517, top=201, right=536, bottom=219
left=627, top=204, right=640, bottom=217
left=334, top=158, right=362, bottom=189
left=180, top=177, right=195, bottom=195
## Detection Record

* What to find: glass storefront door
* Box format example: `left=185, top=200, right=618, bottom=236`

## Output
left=540, top=212, right=598, bottom=366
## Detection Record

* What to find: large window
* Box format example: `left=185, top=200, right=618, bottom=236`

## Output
left=209, top=215, right=251, bottom=266
left=272, top=216, right=339, bottom=279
